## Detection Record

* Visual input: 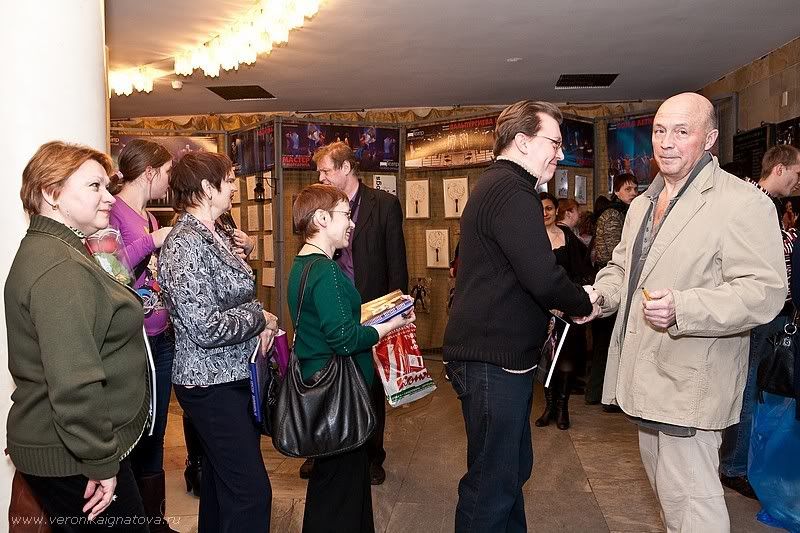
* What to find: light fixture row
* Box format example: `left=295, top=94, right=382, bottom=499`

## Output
left=109, top=0, right=321, bottom=97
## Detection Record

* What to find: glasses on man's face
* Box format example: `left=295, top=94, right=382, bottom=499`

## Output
left=329, top=210, right=352, bottom=220
left=532, top=134, right=563, bottom=151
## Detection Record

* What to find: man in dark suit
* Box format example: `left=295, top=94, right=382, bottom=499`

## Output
left=298, top=141, right=408, bottom=485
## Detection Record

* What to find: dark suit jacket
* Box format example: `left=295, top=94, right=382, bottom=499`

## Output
left=351, top=182, right=409, bottom=302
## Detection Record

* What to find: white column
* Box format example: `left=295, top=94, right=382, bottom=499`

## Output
left=0, top=0, right=108, bottom=525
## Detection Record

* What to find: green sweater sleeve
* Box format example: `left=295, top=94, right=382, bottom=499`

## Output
left=311, top=261, right=380, bottom=355
left=28, top=261, right=120, bottom=478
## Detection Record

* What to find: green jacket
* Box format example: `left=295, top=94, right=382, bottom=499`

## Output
left=287, top=254, right=379, bottom=387
left=5, top=216, right=149, bottom=479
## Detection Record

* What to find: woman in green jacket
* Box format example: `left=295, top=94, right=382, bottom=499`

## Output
left=288, top=184, right=414, bottom=533
left=6, top=141, right=150, bottom=530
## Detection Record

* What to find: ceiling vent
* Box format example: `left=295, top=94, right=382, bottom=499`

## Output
left=555, top=73, right=619, bottom=89
left=207, top=85, right=276, bottom=101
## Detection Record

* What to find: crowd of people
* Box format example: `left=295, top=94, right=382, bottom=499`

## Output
left=5, top=92, right=800, bottom=533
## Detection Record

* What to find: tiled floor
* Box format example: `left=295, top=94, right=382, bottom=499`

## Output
left=161, top=360, right=770, bottom=532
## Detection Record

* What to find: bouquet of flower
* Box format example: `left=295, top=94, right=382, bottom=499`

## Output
left=85, top=228, right=133, bottom=286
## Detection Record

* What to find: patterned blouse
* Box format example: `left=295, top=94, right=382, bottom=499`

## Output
left=158, top=213, right=266, bottom=386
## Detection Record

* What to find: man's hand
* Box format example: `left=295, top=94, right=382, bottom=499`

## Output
left=583, top=285, right=600, bottom=305
left=572, top=302, right=602, bottom=324
left=83, top=476, right=116, bottom=521
left=642, top=288, right=676, bottom=329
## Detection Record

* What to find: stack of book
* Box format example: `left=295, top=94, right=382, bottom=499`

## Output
left=360, top=290, right=414, bottom=325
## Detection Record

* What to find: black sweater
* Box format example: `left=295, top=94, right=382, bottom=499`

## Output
left=443, top=160, right=592, bottom=370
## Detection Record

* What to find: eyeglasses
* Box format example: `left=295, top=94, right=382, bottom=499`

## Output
left=329, top=210, right=352, bottom=220
left=531, top=134, right=563, bottom=151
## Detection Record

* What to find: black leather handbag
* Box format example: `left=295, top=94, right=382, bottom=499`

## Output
left=270, top=258, right=376, bottom=458
left=759, top=309, right=800, bottom=419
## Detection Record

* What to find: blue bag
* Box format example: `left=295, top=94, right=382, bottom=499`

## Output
left=748, top=392, right=800, bottom=532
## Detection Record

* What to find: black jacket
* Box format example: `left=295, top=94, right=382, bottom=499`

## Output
left=443, top=160, right=592, bottom=370
left=351, top=182, right=409, bottom=301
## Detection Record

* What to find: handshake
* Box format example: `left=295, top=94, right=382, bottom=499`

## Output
left=551, top=286, right=602, bottom=324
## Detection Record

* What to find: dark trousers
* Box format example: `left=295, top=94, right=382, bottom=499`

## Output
left=586, top=314, right=615, bottom=404
left=22, top=459, right=148, bottom=532
left=130, top=329, right=174, bottom=475
left=448, top=360, right=535, bottom=533
left=303, top=445, right=374, bottom=533
left=175, top=379, right=271, bottom=533
left=366, top=371, right=386, bottom=467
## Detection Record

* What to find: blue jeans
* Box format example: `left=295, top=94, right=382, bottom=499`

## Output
left=719, top=314, right=788, bottom=477
left=130, top=328, right=175, bottom=475
left=448, top=360, right=535, bottom=533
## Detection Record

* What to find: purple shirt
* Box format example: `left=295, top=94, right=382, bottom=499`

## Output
left=335, top=185, right=362, bottom=283
left=109, top=198, right=170, bottom=336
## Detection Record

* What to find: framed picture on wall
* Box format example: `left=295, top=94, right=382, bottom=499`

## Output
left=426, top=229, right=449, bottom=269
left=556, top=169, right=569, bottom=199
left=536, top=182, right=548, bottom=193
left=574, top=175, right=587, bottom=204
left=406, top=180, right=430, bottom=219
left=443, top=177, right=469, bottom=218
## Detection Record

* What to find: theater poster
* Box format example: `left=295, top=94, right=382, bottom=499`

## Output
left=606, top=115, right=658, bottom=188
left=110, top=134, right=219, bottom=165
left=777, top=116, right=800, bottom=148
left=281, top=123, right=400, bottom=171
left=560, top=118, right=594, bottom=168
left=405, top=115, right=497, bottom=169
left=228, top=124, right=275, bottom=176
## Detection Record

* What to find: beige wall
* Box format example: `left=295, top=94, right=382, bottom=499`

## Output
left=701, top=37, right=800, bottom=132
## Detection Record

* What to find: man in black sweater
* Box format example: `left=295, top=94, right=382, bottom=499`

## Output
left=444, top=101, right=595, bottom=532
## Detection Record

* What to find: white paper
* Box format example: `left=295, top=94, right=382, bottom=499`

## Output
left=263, top=203, right=273, bottom=231
left=263, top=234, right=274, bottom=262
left=246, top=175, right=256, bottom=201
left=443, top=177, right=469, bottom=218
left=247, top=205, right=260, bottom=231
left=425, top=229, right=449, bottom=268
left=373, top=174, right=397, bottom=196
left=261, top=267, right=276, bottom=287
left=574, top=175, right=587, bottom=204
left=556, top=169, right=569, bottom=199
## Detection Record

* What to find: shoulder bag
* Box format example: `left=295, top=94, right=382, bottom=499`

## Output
left=270, top=258, right=376, bottom=457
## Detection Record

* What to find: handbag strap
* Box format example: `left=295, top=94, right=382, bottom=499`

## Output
left=292, top=257, right=324, bottom=350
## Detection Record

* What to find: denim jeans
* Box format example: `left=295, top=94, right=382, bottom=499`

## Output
left=448, top=360, right=535, bottom=533
left=719, top=314, right=788, bottom=477
left=130, top=328, right=175, bottom=475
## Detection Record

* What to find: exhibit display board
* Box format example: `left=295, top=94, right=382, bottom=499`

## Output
left=606, top=115, right=658, bottom=188
left=405, top=115, right=496, bottom=169
left=281, top=122, right=400, bottom=171
left=559, top=117, right=594, bottom=168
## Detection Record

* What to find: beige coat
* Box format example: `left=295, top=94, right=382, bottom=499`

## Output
left=595, top=157, right=787, bottom=430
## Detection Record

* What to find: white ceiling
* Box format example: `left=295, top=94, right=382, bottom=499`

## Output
left=106, top=0, right=800, bottom=120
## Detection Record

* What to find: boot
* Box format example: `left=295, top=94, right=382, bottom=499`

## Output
left=135, top=471, right=179, bottom=533
left=556, top=373, right=571, bottom=430
left=182, top=415, right=203, bottom=498
left=534, top=386, right=555, bottom=427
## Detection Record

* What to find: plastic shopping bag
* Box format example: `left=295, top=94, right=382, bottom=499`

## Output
left=372, top=324, right=436, bottom=407
left=748, top=392, right=800, bottom=532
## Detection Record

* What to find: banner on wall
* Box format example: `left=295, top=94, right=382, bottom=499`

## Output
left=281, top=123, right=400, bottom=171
left=110, top=134, right=219, bottom=165
left=405, top=115, right=497, bottom=169
left=560, top=118, right=594, bottom=168
left=733, top=125, right=775, bottom=179
left=229, top=124, right=275, bottom=176
left=606, top=115, right=658, bottom=188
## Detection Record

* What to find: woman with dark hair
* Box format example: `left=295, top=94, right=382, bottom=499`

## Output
left=535, top=192, right=593, bottom=430
left=110, top=139, right=178, bottom=532
left=158, top=151, right=277, bottom=532
left=289, top=184, right=414, bottom=533
left=6, top=141, right=150, bottom=530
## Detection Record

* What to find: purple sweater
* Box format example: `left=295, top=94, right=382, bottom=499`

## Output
left=109, top=198, right=170, bottom=336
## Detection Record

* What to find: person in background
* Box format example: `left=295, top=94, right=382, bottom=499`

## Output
left=575, top=211, right=595, bottom=247
left=289, top=183, right=414, bottom=533
left=535, top=192, right=594, bottom=429
left=303, top=141, right=409, bottom=486
left=444, top=100, right=594, bottom=531
left=158, top=151, right=278, bottom=533
left=110, top=139, right=178, bottom=532
left=555, top=198, right=581, bottom=235
left=582, top=92, right=786, bottom=531
left=719, top=144, right=800, bottom=498
left=584, top=173, right=637, bottom=409
left=6, top=141, right=150, bottom=530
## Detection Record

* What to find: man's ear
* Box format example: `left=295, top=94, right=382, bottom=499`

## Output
left=703, top=129, right=719, bottom=151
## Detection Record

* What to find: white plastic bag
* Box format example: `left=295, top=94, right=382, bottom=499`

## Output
left=372, top=324, right=436, bottom=407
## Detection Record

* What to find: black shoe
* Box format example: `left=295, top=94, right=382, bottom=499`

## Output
left=602, top=404, right=622, bottom=413
left=299, top=458, right=314, bottom=479
left=535, top=387, right=555, bottom=427
left=370, top=464, right=386, bottom=485
left=720, top=474, right=757, bottom=499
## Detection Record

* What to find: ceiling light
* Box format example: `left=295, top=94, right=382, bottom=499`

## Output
left=506, top=57, right=523, bottom=63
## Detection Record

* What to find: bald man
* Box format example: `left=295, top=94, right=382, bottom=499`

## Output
left=581, top=93, right=787, bottom=531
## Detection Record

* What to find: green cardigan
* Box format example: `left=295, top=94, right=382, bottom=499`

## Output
left=5, top=216, right=150, bottom=479
left=287, top=254, right=380, bottom=387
